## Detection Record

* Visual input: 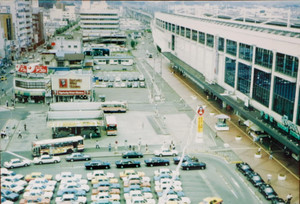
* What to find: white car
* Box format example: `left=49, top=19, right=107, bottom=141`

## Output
left=56, top=194, right=87, bottom=204
left=154, top=149, right=178, bottom=157
left=154, top=168, right=180, bottom=177
left=60, top=178, right=88, bottom=185
left=33, top=155, right=60, bottom=165
left=25, top=183, right=55, bottom=192
left=23, top=189, right=53, bottom=200
left=58, top=182, right=90, bottom=193
left=127, top=197, right=155, bottom=204
left=155, top=184, right=183, bottom=193
left=1, top=181, right=24, bottom=194
left=1, top=176, right=27, bottom=187
left=56, top=171, right=82, bottom=181
left=87, top=170, right=114, bottom=181
left=91, top=192, right=120, bottom=202
left=4, top=158, right=31, bottom=169
left=154, top=178, right=182, bottom=188
left=28, top=178, right=57, bottom=187
left=1, top=168, right=24, bottom=180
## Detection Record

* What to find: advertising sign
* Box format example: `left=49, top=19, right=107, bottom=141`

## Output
left=197, top=116, right=203, bottom=133
left=16, top=64, right=48, bottom=73
left=59, top=79, right=68, bottom=88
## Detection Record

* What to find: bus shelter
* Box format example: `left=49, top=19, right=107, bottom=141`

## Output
left=215, top=114, right=230, bottom=131
left=49, top=102, right=103, bottom=111
left=47, top=110, right=104, bottom=138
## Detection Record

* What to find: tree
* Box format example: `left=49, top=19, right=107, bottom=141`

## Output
left=131, top=40, right=137, bottom=49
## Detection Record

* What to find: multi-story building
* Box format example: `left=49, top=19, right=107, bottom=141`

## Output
left=32, top=8, right=45, bottom=48
left=152, top=12, right=300, bottom=159
left=51, top=32, right=83, bottom=54
left=0, top=9, right=13, bottom=61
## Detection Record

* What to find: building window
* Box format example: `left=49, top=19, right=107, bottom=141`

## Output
left=74, top=45, right=78, bottom=48
left=255, top=47, right=273, bottom=69
left=224, top=57, right=236, bottom=87
left=168, top=23, right=171, bottom=31
left=297, top=90, right=300, bottom=125
left=180, top=26, right=185, bottom=37
left=206, top=34, right=214, bottom=48
left=273, top=77, right=295, bottom=121
left=276, top=53, right=298, bottom=77
left=68, top=45, right=71, bottom=48
left=186, top=28, right=191, bottom=39
left=192, top=30, right=197, bottom=41
left=15, top=80, right=45, bottom=89
left=176, top=25, right=180, bottom=35
left=171, top=24, right=175, bottom=33
left=164, top=22, right=167, bottom=30
left=198, top=32, right=205, bottom=44
left=226, top=39, right=237, bottom=56
left=239, top=43, right=253, bottom=62
left=237, top=63, right=251, bottom=94
left=218, top=37, right=224, bottom=52
left=252, top=69, right=271, bottom=107
left=45, top=61, right=50, bottom=65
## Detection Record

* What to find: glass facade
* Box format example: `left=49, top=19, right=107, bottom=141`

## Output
left=237, top=63, right=251, bottom=94
left=186, top=28, right=191, bottom=39
left=192, top=30, right=197, bottom=41
left=218, top=37, right=224, bottom=52
left=239, top=43, right=253, bottom=62
left=224, top=57, right=236, bottom=87
left=206, top=34, right=214, bottom=48
left=226, top=40, right=237, bottom=56
left=171, top=24, right=175, bottom=33
left=276, top=53, right=298, bottom=77
left=252, top=69, right=271, bottom=107
left=255, top=47, right=273, bottom=69
left=180, top=26, right=185, bottom=37
left=198, top=32, right=205, bottom=44
left=176, top=25, right=180, bottom=35
left=273, top=77, right=296, bottom=120
left=168, top=23, right=171, bottom=31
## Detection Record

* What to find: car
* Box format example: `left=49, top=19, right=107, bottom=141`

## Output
left=114, top=82, right=121, bottom=87
left=4, top=158, right=31, bottom=169
left=236, top=162, right=254, bottom=176
left=103, top=76, right=109, bottom=82
left=122, top=151, right=144, bottom=159
left=173, top=155, right=197, bottom=164
left=91, top=176, right=109, bottom=185
left=25, top=172, right=52, bottom=182
left=19, top=196, right=50, bottom=204
left=115, top=76, right=121, bottom=82
left=1, top=197, right=14, bottom=204
left=271, top=197, right=285, bottom=204
left=66, top=153, right=91, bottom=162
left=33, top=155, right=60, bottom=165
left=22, top=58, right=28, bottom=64
left=25, top=183, right=55, bottom=192
left=153, top=174, right=180, bottom=182
left=87, top=170, right=115, bottom=181
left=138, top=75, right=145, bottom=81
left=1, top=182, right=24, bottom=194
left=132, top=82, right=139, bottom=88
left=58, top=182, right=90, bottom=193
left=120, top=82, right=126, bottom=88
left=156, top=190, right=185, bottom=198
left=154, top=168, right=180, bottom=177
left=154, top=149, right=178, bottom=157
left=139, top=82, right=146, bottom=88
left=144, top=157, right=170, bottom=167
left=127, top=82, right=132, bottom=88
left=9, top=70, right=15, bottom=74
left=1, top=69, right=6, bottom=74
left=1, top=76, right=7, bottom=81
left=55, top=172, right=82, bottom=181
left=61, top=177, right=88, bottom=185
left=246, top=172, right=264, bottom=187
left=91, top=192, right=120, bottom=202
left=28, top=178, right=56, bottom=187
left=1, top=189, right=19, bottom=202
left=55, top=193, right=87, bottom=204
left=258, top=184, right=278, bottom=200
left=1, top=176, right=27, bottom=187
left=115, top=159, right=141, bottom=168
left=107, top=82, right=114, bottom=88
left=119, top=170, right=145, bottom=179
left=23, top=189, right=53, bottom=200
left=56, top=188, right=86, bottom=197
left=181, top=161, right=206, bottom=170
left=85, top=160, right=111, bottom=170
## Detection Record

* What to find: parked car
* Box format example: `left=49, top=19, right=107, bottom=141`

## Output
left=132, top=82, right=139, bottom=88
left=173, top=155, right=195, bottom=164
left=271, top=197, right=285, bottom=204
left=1, top=176, right=27, bottom=187
left=85, top=160, right=111, bottom=170
left=56, top=193, right=87, bottom=204
left=1, top=189, right=19, bottom=202
left=66, top=153, right=91, bottom=162
left=33, top=155, right=60, bottom=165
left=139, top=81, right=146, bottom=88
left=1, top=197, right=14, bottom=204
left=236, top=162, right=253, bottom=176
left=19, top=196, right=50, bottom=204
left=115, top=159, right=141, bottom=168
left=127, top=82, right=132, bottom=88
left=58, top=182, right=90, bottom=193
left=1, top=76, right=7, bottom=81
left=55, top=172, right=82, bottom=181
left=154, top=149, right=178, bottom=157
left=25, top=172, right=52, bottom=182
left=122, top=151, right=144, bottom=159
left=23, top=189, right=53, bottom=200
left=246, top=172, right=264, bottom=187
left=144, top=157, right=170, bottom=167
left=25, top=183, right=55, bottom=192
left=28, top=178, right=56, bottom=187
left=181, top=161, right=206, bottom=170
left=258, top=184, right=278, bottom=200
left=1, top=182, right=24, bottom=194
left=87, top=170, right=115, bottom=181
left=56, top=188, right=86, bottom=197
left=107, top=82, right=113, bottom=88
left=4, top=158, right=31, bottom=169
left=119, top=170, right=145, bottom=178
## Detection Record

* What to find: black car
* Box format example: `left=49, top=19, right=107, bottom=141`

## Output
left=271, top=197, right=285, bottom=204
left=115, top=159, right=141, bottom=168
left=181, top=161, right=206, bottom=170
left=173, top=155, right=198, bottom=164
left=236, top=162, right=254, bottom=176
left=84, top=160, right=110, bottom=170
left=144, top=157, right=170, bottom=167
left=66, top=153, right=91, bottom=162
left=246, top=172, right=264, bottom=187
left=122, top=151, right=144, bottom=159
left=258, top=184, right=278, bottom=200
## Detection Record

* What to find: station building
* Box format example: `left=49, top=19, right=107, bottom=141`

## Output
left=152, top=12, right=300, bottom=159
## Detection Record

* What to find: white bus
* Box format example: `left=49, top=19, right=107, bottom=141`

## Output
left=101, top=101, right=128, bottom=113
left=32, top=136, right=84, bottom=157
left=105, top=115, right=117, bottom=136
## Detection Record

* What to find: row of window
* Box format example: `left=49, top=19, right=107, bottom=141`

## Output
left=80, top=18, right=119, bottom=21
left=81, top=23, right=119, bottom=26
left=15, top=80, right=45, bottom=89
left=156, top=18, right=299, bottom=78
left=80, top=13, right=118, bottom=16
left=81, top=27, right=118, bottom=30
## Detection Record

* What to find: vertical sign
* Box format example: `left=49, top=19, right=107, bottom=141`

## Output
left=196, top=106, right=204, bottom=143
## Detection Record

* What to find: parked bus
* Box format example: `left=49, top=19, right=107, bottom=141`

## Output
left=32, top=136, right=84, bottom=157
left=101, top=101, right=127, bottom=113
left=105, top=115, right=117, bottom=136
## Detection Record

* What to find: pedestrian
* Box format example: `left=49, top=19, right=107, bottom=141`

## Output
left=129, top=145, right=132, bottom=150
left=95, top=140, right=100, bottom=149
left=169, top=144, right=172, bottom=151
left=145, top=144, right=148, bottom=152
left=286, top=193, right=293, bottom=204
left=89, top=132, right=92, bottom=139
left=1, top=130, right=4, bottom=138
left=35, top=135, right=38, bottom=140
left=132, top=145, right=135, bottom=151
left=257, top=147, right=261, bottom=154
left=24, top=123, right=26, bottom=131
left=259, top=137, right=263, bottom=144
left=269, top=152, right=273, bottom=160
left=172, top=143, right=176, bottom=150
left=6, top=100, right=8, bottom=107
left=108, top=143, right=111, bottom=152
left=18, top=130, right=22, bottom=139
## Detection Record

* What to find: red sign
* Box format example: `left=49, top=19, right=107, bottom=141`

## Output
left=16, top=64, right=27, bottom=73
left=51, top=42, right=56, bottom=46
left=16, top=64, right=48, bottom=73
left=197, top=106, right=204, bottom=116
left=59, top=79, right=68, bottom=88
left=56, top=90, right=87, bottom=95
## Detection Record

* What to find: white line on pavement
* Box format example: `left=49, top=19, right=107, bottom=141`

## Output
left=5, top=151, right=33, bottom=162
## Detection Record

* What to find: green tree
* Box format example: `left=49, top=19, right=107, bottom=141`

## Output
left=131, top=40, right=137, bottom=49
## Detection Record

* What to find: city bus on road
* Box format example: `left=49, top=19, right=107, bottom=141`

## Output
left=101, top=101, right=127, bottom=113
left=105, top=115, right=117, bottom=136
left=32, top=136, right=84, bottom=157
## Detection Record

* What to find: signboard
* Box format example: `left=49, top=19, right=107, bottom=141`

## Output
left=56, top=90, right=88, bottom=95
left=59, top=78, right=82, bottom=89
left=197, top=116, right=203, bottom=133
left=16, top=64, right=48, bottom=73
left=197, top=106, right=204, bottom=116
left=59, top=79, right=68, bottom=88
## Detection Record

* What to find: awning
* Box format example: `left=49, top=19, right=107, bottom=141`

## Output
left=215, top=114, right=230, bottom=119
left=47, top=120, right=103, bottom=128
left=243, top=120, right=253, bottom=127
left=244, top=120, right=263, bottom=132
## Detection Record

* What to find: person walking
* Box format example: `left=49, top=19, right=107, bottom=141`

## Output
left=108, top=143, right=111, bottom=152
left=89, top=132, right=92, bottom=139
left=95, top=140, right=100, bottom=149
left=24, top=123, right=27, bottom=131
left=18, top=130, right=22, bottom=139
left=257, top=147, right=261, bottom=154
left=35, top=135, right=38, bottom=140
left=145, top=144, right=149, bottom=152
left=286, top=193, right=293, bottom=204
left=6, top=100, right=8, bottom=107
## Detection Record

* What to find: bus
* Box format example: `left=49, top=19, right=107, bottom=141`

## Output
left=105, top=115, right=117, bottom=136
left=32, top=136, right=84, bottom=157
left=101, top=101, right=128, bottom=113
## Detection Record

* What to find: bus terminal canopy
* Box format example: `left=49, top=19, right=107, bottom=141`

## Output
left=243, top=120, right=263, bottom=132
left=50, top=102, right=103, bottom=111
left=47, top=120, right=102, bottom=128
left=215, top=114, right=230, bottom=119
left=47, top=110, right=104, bottom=120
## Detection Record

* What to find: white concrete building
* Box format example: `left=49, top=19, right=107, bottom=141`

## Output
left=52, top=32, right=83, bottom=54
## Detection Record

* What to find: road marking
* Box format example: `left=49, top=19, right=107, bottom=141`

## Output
left=6, top=151, right=33, bottom=162
left=230, top=189, right=238, bottom=198
left=231, top=177, right=240, bottom=188
left=198, top=171, right=219, bottom=197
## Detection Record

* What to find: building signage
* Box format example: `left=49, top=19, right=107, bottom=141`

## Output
left=56, top=90, right=88, bottom=95
left=59, top=78, right=82, bottom=89
left=16, top=64, right=48, bottom=73
left=59, top=79, right=68, bottom=88
left=70, top=79, right=82, bottom=88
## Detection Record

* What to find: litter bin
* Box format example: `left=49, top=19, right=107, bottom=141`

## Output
left=99, top=95, right=106, bottom=102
